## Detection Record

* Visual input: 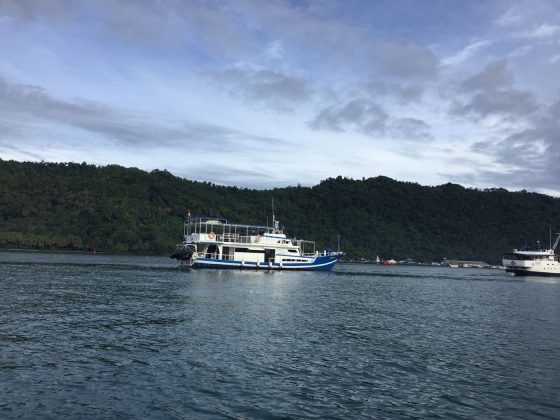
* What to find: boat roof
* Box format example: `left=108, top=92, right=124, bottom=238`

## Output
left=188, top=216, right=229, bottom=224
left=186, top=216, right=274, bottom=230
left=511, top=249, right=555, bottom=256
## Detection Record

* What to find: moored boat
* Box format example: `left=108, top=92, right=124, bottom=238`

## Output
left=171, top=215, right=343, bottom=271
left=368, top=256, right=381, bottom=264
left=502, top=234, right=560, bottom=276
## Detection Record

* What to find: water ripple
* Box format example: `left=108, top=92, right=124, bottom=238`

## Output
left=1, top=252, right=559, bottom=418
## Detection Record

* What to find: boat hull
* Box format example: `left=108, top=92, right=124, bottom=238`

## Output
left=503, top=258, right=560, bottom=276
left=188, top=253, right=342, bottom=271
left=504, top=267, right=560, bottom=276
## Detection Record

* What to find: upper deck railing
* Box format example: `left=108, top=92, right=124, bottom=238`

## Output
left=184, top=217, right=275, bottom=236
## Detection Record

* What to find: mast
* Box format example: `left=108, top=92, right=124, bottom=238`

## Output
left=553, top=233, right=560, bottom=251
left=271, top=198, right=279, bottom=232
left=184, top=210, right=191, bottom=238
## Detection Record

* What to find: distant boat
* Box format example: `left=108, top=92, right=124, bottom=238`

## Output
left=382, top=258, right=398, bottom=265
left=503, top=233, right=560, bottom=276
left=171, top=215, right=343, bottom=271
left=398, top=258, right=417, bottom=265
left=368, top=256, right=381, bottom=264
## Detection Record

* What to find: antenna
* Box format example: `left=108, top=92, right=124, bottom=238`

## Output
left=553, top=233, right=560, bottom=251
left=337, top=234, right=340, bottom=253
left=271, top=198, right=279, bottom=232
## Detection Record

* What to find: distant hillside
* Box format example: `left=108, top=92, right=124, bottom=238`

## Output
left=1, top=159, right=559, bottom=263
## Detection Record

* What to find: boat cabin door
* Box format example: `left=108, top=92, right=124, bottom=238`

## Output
left=265, top=249, right=275, bottom=263
left=206, top=244, right=218, bottom=259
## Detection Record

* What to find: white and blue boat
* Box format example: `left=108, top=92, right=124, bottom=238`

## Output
left=502, top=233, right=560, bottom=276
left=171, top=214, right=343, bottom=271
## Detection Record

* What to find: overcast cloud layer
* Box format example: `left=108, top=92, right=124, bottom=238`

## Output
left=0, top=0, right=559, bottom=194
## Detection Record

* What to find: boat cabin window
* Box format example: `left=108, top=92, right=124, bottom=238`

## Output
left=234, top=248, right=265, bottom=254
left=503, top=253, right=551, bottom=261
left=503, top=253, right=531, bottom=260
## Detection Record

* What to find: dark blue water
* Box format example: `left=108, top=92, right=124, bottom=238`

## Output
left=1, top=252, right=559, bottom=419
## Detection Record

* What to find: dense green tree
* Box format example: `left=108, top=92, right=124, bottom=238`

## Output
left=1, top=159, right=559, bottom=263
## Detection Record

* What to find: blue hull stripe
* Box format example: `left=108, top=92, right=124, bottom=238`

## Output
left=190, top=255, right=341, bottom=271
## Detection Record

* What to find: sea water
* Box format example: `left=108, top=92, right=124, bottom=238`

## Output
left=1, top=251, right=559, bottom=419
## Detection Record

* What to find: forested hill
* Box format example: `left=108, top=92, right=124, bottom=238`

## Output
left=1, top=159, right=559, bottom=263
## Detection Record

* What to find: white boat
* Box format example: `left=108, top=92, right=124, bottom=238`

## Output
left=398, top=258, right=417, bottom=265
left=368, top=256, right=381, bottom=264
left=171, top=215, right=343, bottom=271
left=502, top=234, right=560, bottom=276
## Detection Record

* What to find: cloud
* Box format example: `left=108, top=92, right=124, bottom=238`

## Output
left=514, top=24, right=560, bottom=40
left=495, top=6, right=523, bottom=27
left=309, top=95, right=432, bottom=142
left=0, top=1, right=369, bottom=68
left=0, top=141, right=46, bottom=161
left=455, top=89, right=538, bottom=119
left=461, top=59, right=513, bottom=92
left=264, top=40, right=284, bottom=60
left=233, top=1, right=368, bottom=65
left=0, top=1, right=260, bottom=57
left=453, top=60, right=537, bottom=120
left=368, top=81, right=425, bottom=104
left=495, top=2, right=560, bottom=31
left=442, top=39, right=492, bottom=67
left=308, top=98, right=388, bottom=134
left=212, top=67, right=312, bottom=111
left=0, top=0, right=73, bottom=22
left=176, top=161, right=288, bottom=189
left=506, top=100, right=560, bottom=172
left=454, top=99, right=560, bottom=192
left=0, top=75, right=114, bottom=130
left=389, top=118, right=432, bottom=141
left=506, top=44, right=534, bottom=59
left=375, top=42, right=439, bottom=80
left=0, top=75, right=286, bottom=154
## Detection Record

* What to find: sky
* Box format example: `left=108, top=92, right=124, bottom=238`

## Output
left=1, top=0, right=559, bottom=195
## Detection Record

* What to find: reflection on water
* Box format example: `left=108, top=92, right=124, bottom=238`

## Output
left=1, top=252, right=559, bottom=419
